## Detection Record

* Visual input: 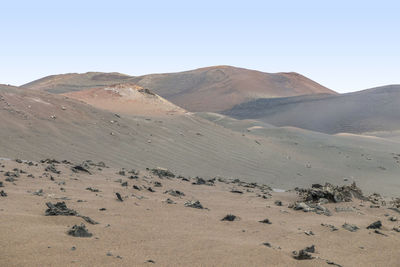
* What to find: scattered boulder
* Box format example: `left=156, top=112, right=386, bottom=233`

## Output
left=274, top=200, right=283, bottom=206
left=321, top=223, right=338, bottom=231
left=292, top=245, right=315, bottom=260
left=153, top=181, right=162, bottom=187
left=78, top=215, right=99, bottom=225
left=293, top=202, right=312, bottom=212
left=389, top=216, right=398, bottom=222
left=121, top=181, right=128, bottom=187
left=342, top=223, right=359, bottom=232
left=71, top=164, right=91, bottom=174
left=86, top=187, right=100, bottom=192
left=0, top=190, right=7, bottom=197
left=184, top=200, right=204, bottom=209
left=393, top=226, right=400, bottom=232
left=147, top=187, right=155, bottom=192
left=45, top=202, right=77, bottom=216
left=32, top=189, right=44, bottom=196
left=164, top=189, right=185, bottom=197
left=367, top=221, right=382, bottom=229
left=115, top=192, right=123, bottom=202
left=45, top=164, right=60, bottom=174
left=230, top=190, right=243, bottom=194
left=0, top=181, right=3, bottom=187
left=165, top=198, right=176, bottom=204
left=133, top=185, right=142, bottom=191
left=67, top=224, right=92, bottom=237
left=192, top=177, right=215, bottom=186
left=297, top=182, right=365, bottom=203
left=259, top=218, right=272, bottom=224
left=221, top=214, right=237, bottom=221
left=151, top=168, right=175, bottom=178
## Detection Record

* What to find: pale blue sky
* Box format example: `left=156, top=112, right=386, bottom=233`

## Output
left=1, top=0, right=399, bottom=92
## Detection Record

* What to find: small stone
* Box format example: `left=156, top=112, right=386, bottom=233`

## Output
left=115, top=193, right=123, bottom=202
left=259, top=218, right=272, bottom=224
left=67, top=224, right=92, bottom=237
left=184, top=200, right=204, bottom=209
left=367, top=221, right=382, bottom=229
left=221, top=214, right=237, bottom=221
left=274, top=200, right=283, bottom=206
left=342, top=223, right=359, bottom=232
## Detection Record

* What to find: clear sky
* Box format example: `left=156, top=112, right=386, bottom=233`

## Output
left=1, top=0, right=399, bottom=93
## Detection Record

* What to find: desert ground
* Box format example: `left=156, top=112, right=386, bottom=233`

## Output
left=1, top=66, right=400, bottom=266
left=1, top=159, right=400, bottom=266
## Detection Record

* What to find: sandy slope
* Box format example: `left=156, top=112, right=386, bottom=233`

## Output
left=1, top=159, right=400, bottom=266
left=223, top=85, right=400, bottom=134
left=1, top=87, right=400, bottom=196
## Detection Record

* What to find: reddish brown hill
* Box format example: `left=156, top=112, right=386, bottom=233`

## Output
left=63, top=84, right=184, bottom=116
left=131, top=66, right=337, bottom=111
left=22, top=66, right=336, bottom=112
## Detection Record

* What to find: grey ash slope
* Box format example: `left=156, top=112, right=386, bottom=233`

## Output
left=223, top=85, right=400, bottom=134
left=3, top=83, right=400, bottom=195
left=22, top=66, right=336, bottom=112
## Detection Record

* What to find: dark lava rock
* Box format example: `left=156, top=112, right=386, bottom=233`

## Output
left=326, top=260, right=343, bottom=267
left=45, top=164, right=60, bottom=174
left=118, top=170, right=126, bottom=176
left=192, top=177, right=215, bottom=186
left=230, top=190, right=243, bottom=194
left=153, top=181, right=162, bottom=187
left=274, top=200, right=283, bottom=206
left=165, top=198, right=176, bottom=204
left=45, top=202, right=77, bottom=216
left=151, top=168, right=175, bottom=178
left=67, top=224, right=92, bottom=237
left=133, top=185, right=142, bottom=191
left=221, top=214, right=237, bottom=221
left=367, top=220, right=382, bottom=229
left=184, top=200, right=204, bottom=209
left=41, top=159, right=60, bottom=164
left=262, top=242, right=272, bottom=247
left=0, top=181, right=3, bottom=187
left=71, top=164, right=91, bottom=174
left=115, top=193, right=123, bottom=202
left=0, top=190, right=7, bottom=197
left=374, top=229, right=387, bottom=236
left=121, top=181, right=128, bottom=187
left=78, top=215, right=99, bottom=225
left=342, top=223, right=359, bottom=232
left=259, top=218, right=272, bottom=224
left=147, top=187, right=155, bottom=192
left=164, top=189, right=185, bottom=197
left=292, top=250, right=313, bottom=260
left=99, top=208, right=107, bottom=211
left=86, top=187, right=100, bottom=192
left=297, top=182, right=365, bottom=203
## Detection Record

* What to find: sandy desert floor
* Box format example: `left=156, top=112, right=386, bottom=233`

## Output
left=1, top=158, right=400, bottom=266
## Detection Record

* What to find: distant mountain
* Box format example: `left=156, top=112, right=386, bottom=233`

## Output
left=22, top=66, right=336, bottom=112
left=131, top=66, right=336, bottom=112
left=223, top=85, right=400, bottom=134
left=63, top=83, right=184, bottom=116
left=22, top=72, right=132, bottom=94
